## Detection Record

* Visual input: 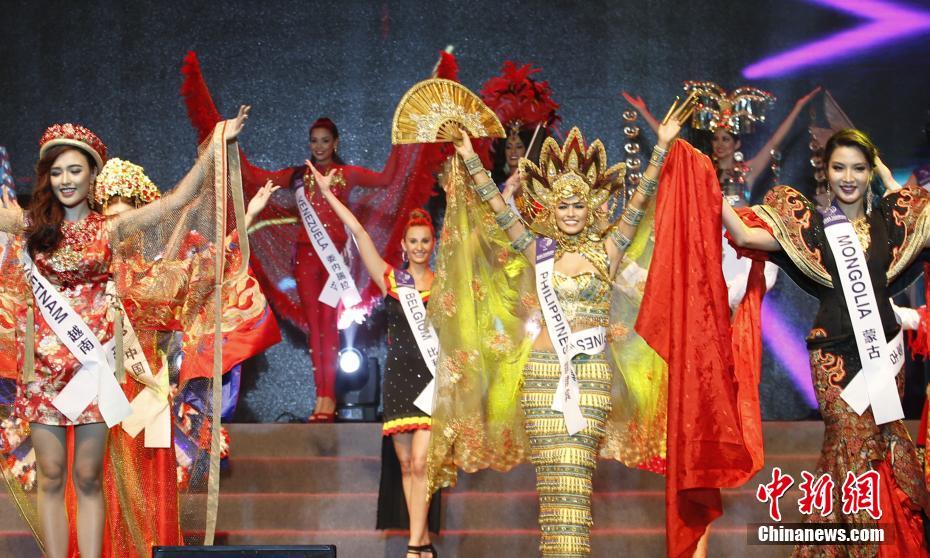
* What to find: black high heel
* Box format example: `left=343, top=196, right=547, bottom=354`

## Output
left=406, top=544, right=423, bottom=557
left=419, top=543, right=437, bottom=558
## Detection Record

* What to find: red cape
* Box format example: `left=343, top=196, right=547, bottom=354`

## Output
left=635, top=141, right=765, bottom=557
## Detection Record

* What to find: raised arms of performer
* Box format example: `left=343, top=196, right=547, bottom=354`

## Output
left=244, top=180, right=280, bottom=230
left=307, top=160, right=390, bottom=294
left=451, top=98, right=691, bottom=279
left=624, top=87, right=821, bottom=187
left=742, top=86, right=820, bottom=187
left=109, top=105, right=251, bottom=241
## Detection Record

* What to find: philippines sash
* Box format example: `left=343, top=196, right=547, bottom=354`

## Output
left=821, top=204, right=905, bottom=424
left=295, top=189, right=361, bottom=309
left=535, top=238, right=607, bottom=435
left=393, top=269, right=439, bottom=415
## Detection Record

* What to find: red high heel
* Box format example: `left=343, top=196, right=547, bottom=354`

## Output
left=307, top=411, right=335, bottom=423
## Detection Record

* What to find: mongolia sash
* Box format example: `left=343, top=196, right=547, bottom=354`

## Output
left=821, top=204, right=904, bottom=424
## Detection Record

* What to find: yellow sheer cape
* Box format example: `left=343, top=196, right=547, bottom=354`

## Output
left=426, top=157, right=667, bottom=494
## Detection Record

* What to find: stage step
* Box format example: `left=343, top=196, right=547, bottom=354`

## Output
left=0, top=421, right=912, bottom=557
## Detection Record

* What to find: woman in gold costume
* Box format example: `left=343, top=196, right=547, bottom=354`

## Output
left=426, top=96, right=692, bottom=556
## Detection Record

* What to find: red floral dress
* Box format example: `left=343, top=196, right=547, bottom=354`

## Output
left=14, top=212, right=113, bottom=425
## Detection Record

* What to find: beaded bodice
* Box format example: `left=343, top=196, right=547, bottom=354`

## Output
left=551, top=271, right=610, bottom=330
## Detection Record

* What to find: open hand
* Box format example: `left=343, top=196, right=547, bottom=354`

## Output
left=795, top=86, right=823, bottom=109
left=622, top=91, right=648, bottom=113
left=224, top=105, right=251, bottom=142
left=246, top=180, right=281, bottom=218
left=502, top=169, right=521, bottom=202
left=656, top=94, right=697, bottom=147
left=306, top=160, right=337, bottom=194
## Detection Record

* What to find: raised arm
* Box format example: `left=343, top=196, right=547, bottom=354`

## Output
left=244, top=180, right=281, bottom=230
left=606, top=97, right=694, bottom=278
left=451, top=132, right=537, bottom=264
left=622, top=91, right=660, bottom=135
left=0, top=189, right=23, bottom=233
left=721, top=200, right=780, bottom=251
left=110, top=105, right=251, bottom=241
left=874, top=156, right=902, bottom=197
left=341, top=144, right=404, bottom=188
left=308, top=160, right=390, bottom=294
left=745, top=86, right=821, bottom=188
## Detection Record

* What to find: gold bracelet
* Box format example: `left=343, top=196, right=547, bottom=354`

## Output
left=463, top=154, right=485, bottom=175
left=495, top=207, right=519, bottom=230
left=511, top=229, right=536, bottom=252
left=621, top=205, right=645, bottom=226
left=610, top=228, right=633, bottom=251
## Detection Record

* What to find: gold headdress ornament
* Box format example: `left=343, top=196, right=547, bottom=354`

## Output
left=392, top=78, right=505, bottom=144
left=683, top=81, right=775, bottom=135
left=517, top=127, right=626, bottom=239
left=95, top=158, right=161, bottom=209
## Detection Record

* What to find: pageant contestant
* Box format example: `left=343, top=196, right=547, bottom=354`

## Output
left=0, top=107, right=249, bottom=558
left=180, top=52, right=453, bottom=422
left=724, top=129, right=930, bottom=555
left=310, top=160, right=439, bottom=557
left=90, top=160, right=280, bottom=556
left=626, top=85, right=819, bottom=310
left=427, top=95, right=692, bottom=556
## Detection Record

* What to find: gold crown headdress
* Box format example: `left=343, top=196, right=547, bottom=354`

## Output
left=95, top=158, right=161, bottom=209
left=517, top=127, right=626, bottom=239
left=683, top=81, right=775, bottom=135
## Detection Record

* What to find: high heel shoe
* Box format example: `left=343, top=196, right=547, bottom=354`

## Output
left=307, top=411, right=335, bottom=423
left=407, top=544, right=437, bottom=558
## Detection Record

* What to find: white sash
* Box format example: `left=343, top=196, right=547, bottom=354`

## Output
left=295, top=189, right=361, bottom=309
left=23, top=253, right=131, bottom=427
left=121, top=355, right=172, bottom=448
left=535, top=238, right=606, bottom=435
left=393, top=269, right=439, bottom=415
left=821, top=204, right=904, bottom=424
left=102, top=283, right=171, bottom=447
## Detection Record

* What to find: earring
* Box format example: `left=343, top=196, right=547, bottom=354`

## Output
left=402, top=250, right=408, bottom=263
left=865, top=191, right=873, bottom=215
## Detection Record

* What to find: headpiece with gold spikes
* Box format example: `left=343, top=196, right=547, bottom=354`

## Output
left=95, top=158, right=161, bottom=209
left=517, top=127, right=626, bottom=239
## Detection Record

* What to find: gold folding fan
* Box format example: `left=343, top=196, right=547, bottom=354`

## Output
left=392, top=78, right=505, bottom=144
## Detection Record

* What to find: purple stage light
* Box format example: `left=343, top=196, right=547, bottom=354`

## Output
left=761, top=297, right=819, bottom=409
left=743, top=0, right=930, bottom=79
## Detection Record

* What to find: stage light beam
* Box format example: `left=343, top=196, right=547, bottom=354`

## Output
left=743, top=0, right=930, bottom=79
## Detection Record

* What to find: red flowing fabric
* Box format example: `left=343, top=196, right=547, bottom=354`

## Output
left=180, top=50, right=457, bottom=330
left=876, top=460, right=928, bottom=557
left=635, top=141, right=763, bottom=557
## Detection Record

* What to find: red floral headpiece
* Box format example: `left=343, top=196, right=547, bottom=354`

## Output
left=38, top=123, right=107, bottom=169
left=481, top=61, right=561, bottom=136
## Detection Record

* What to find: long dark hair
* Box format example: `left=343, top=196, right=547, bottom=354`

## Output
left=26, top=145, right=97, bottom=257
left=491, top=127, right=546, bottom=185
left=308, top=117, right=345, bottom=165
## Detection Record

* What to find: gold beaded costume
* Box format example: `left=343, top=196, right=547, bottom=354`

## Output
left=427, top=128, right=668, bottom=556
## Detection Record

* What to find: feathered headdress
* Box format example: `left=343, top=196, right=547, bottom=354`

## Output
left=683, top=81, right=775, bottom=135
left=517, top=127, right=625, bottom=238
left=481, top=61, right=561, bottom=135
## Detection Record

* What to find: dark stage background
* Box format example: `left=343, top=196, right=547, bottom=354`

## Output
left=2, top=0, right=930, bottom=421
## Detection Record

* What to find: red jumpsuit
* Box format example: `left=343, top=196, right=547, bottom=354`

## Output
left=291, top=161, right=398, bottom=401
